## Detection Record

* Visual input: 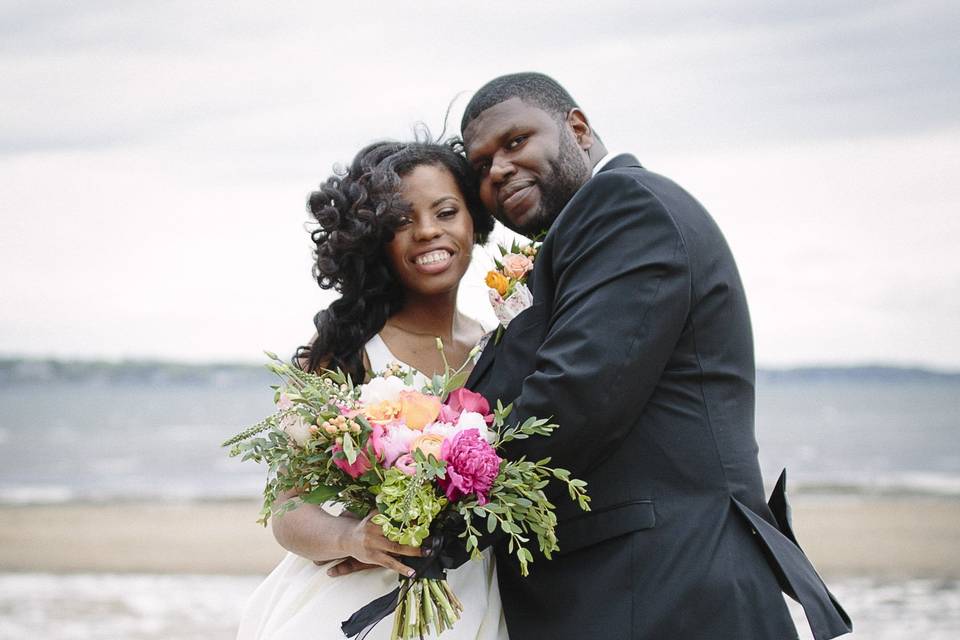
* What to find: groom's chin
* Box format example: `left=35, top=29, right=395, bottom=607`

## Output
left=499, top=209, right=544, bottom=238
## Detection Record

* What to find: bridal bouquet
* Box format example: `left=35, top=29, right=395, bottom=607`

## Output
left=222, top=347, right=588, bottom=640
left=485, top=239, right=539, bottom=335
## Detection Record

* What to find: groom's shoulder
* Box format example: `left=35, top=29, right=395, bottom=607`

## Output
left=563, top=165, right=683, bottom=227
left=598, top=164, right=688, bottom=199
left=592, top=163, right=715, bottom=227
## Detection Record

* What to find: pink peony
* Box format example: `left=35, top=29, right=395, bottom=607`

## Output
left=439, top=429, right=502, bottom=505
left=374, top=423, right=418, bottom=467
left=443, top=388, right=493, bottom=424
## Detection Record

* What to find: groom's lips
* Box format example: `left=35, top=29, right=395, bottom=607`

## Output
left=499, top=180, right=537, bottom=218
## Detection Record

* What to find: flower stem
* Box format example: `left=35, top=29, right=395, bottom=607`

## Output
left=429, top=579, right=459, bottom=627
left=404, top=583, right=418, bottom=639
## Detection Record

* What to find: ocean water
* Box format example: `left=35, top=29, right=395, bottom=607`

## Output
left=1, top=374, right=958, bottom=637
left=0, top=573, right=957, bottom=639
left=0, top=376, right=958, bottom=503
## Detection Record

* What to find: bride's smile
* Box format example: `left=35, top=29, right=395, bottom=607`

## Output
left=386, top=164, right=475, bottom=298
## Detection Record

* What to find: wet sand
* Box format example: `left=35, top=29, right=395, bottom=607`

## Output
left=1, top=496, right=958, bottom=577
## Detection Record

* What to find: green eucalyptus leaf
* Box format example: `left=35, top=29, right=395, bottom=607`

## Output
left=301, top=485, right=340, bottom=504
left=342, top=433, right=357, bottom=464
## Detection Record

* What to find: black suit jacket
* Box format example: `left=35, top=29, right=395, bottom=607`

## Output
left=466, top=155, right=851, bottom=639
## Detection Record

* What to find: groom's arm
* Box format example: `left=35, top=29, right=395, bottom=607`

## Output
left=503, top=170, right=691, bottom=479
left=441, top=171, right=690, bottom=568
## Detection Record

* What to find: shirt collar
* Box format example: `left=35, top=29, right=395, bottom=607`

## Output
left=591, top=150, right=621, bottom=177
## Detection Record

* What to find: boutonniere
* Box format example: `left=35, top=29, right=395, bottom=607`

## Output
left=485, top=239, right=539, bottom=344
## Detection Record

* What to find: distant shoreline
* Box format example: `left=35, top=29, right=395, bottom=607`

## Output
left=2, top=357, right=959, bottom=386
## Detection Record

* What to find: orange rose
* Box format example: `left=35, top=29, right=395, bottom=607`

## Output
left=410, top=433, right=445, bottom=460
left=364, top=399, right=401, bottom=424
left=398, top=391, right=441, bottom=430
left=485, top=270, right=509, bottom=296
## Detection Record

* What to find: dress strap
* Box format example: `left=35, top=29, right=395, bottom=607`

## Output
left=364, top=333, right=401, bottom=374
left=364, top=333, right=430, bottom=387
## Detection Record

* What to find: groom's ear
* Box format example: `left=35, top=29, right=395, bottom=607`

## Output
left=565, top=108, right=594, bottom=151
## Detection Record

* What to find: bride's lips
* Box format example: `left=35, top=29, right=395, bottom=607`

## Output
left=410, top=247, right=455, bottom=275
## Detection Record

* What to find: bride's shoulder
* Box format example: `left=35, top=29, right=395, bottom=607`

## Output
left=459, top=314, right=490, bottom=343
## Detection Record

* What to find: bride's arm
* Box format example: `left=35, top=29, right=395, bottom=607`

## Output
left=276, top=343, right=422, bottom=575
left=271, top=488, right=422, bottom=576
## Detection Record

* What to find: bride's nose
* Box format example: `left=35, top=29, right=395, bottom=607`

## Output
left=412, top=217, right=442, bottom=242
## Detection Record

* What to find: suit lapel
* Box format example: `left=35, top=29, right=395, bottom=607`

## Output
left=465, top=332, right=497, bottom=389
left=466, top=154, right=640, bottom=392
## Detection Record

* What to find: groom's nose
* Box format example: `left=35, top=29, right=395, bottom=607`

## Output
left=489, top=153, right=515, bottom=185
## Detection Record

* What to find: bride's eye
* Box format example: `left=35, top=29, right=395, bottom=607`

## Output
left=438, top=208, right=458, bottom=219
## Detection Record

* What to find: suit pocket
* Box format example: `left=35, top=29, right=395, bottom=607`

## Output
left=555, top=500, right=656, bottom=556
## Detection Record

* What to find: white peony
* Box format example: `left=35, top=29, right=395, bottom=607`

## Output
left=280, top=413, right=312, bottom=446
left=359, top=375, right=409, bottom=405
left=456, top=411, right=492, bottom=442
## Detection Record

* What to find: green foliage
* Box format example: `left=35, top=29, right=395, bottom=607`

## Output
left=450, top=400, right=591, bottom=576
left=222, top=346, right=590, bottom=585
left=372, top=468, right=448, bottom=547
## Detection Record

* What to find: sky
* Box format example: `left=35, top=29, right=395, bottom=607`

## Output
left=1, top=0, right=958, bottom=368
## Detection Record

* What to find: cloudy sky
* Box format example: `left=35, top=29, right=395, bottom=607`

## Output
left=2, top=1, right=958, bottom=368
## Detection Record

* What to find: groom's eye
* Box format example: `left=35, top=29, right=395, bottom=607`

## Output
left=507, top=135, right=527, bottom=150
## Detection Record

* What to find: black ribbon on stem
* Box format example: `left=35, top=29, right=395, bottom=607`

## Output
left=340, top=534, right=455, bottom=639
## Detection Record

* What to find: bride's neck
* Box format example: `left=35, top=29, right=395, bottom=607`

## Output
left=387, top=290, right=459, bottom=340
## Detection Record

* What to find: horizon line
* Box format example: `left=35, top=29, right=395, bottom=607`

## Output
left=1, top=353, right=959, bottom=376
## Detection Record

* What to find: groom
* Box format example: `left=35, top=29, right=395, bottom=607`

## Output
left=459, top=73, right=852, bottom=639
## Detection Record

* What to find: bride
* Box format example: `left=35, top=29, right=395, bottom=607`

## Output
left=237, top=140, right=508, bottom=639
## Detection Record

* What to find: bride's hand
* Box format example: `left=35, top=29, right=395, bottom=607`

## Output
left=331, top=511, right=423, bottom=577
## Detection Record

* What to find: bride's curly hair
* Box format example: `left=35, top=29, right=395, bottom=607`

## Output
left=295, top=139, right=494, bottom=379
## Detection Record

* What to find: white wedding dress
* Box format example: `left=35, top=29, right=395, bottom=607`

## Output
left=236, top=334, right=508, bottom=640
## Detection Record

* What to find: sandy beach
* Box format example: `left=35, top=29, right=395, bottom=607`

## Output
left=1, top=495, right=957, bottom=578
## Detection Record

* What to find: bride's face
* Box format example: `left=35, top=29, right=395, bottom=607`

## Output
left=386, top=164, right=475, bottom=299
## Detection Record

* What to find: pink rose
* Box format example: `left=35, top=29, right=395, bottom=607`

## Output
left=445, top=388, right=491, bottom=417
left=442, top=388, right=494, bottom=426
left=501, top=253, right=534, bottom=280
left=332, top=425, right=383, bottom=479
left=439, top=429, right=502, bottom=505
left=394, top=453, right=417, bottom=476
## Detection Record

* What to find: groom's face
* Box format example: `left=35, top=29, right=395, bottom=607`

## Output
left=463, top=98, right=590, bottom=237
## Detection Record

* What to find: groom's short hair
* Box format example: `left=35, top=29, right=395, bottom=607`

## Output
left=460, top=72, right=578, bottom=133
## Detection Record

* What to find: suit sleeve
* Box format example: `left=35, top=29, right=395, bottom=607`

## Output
left=504, top=170, right=691, bottom=478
